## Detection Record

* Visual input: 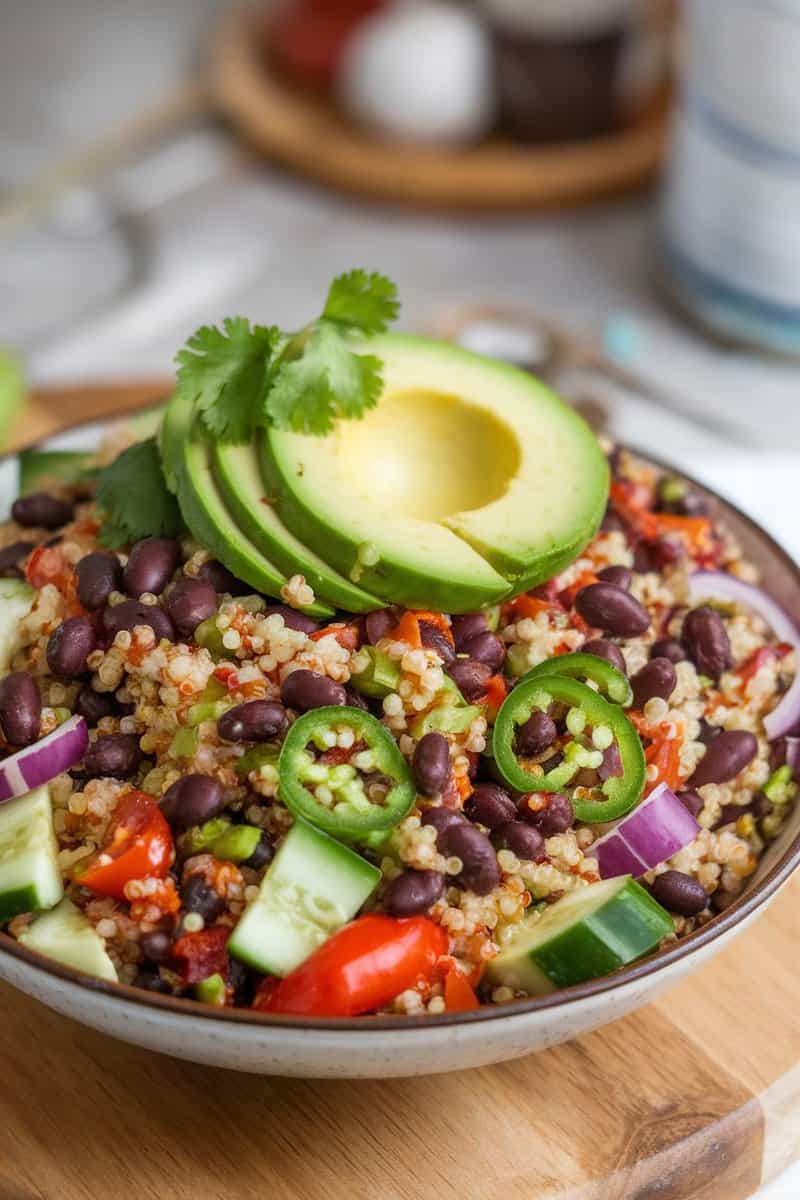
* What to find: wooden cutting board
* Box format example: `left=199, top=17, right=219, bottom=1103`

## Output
left=1, top=383, right=798, bottom=1200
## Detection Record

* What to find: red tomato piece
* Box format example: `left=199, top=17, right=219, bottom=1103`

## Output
left=443, top=963, right=480, bottom=1013
left=75, top=791, right=174, bottom=900
left=256, top=915, right=448, bottom=1017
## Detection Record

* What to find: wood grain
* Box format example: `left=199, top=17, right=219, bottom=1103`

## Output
left=209, top=5, right=668, bottom=212
left=0, top=382, right=797, bottom=1200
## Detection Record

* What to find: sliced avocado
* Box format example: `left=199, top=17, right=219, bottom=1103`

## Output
left=262, top=335, right=607, bottom=612
left=213, top=441, right=383, bottom=613
left=160, top=392, right=333, bottom=618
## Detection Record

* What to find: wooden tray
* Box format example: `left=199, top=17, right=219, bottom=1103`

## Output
left=209, top=4, right=669, bottom=211
left=0, top=381, right=798, bottom=1199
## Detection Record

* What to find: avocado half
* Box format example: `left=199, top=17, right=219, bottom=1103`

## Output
left=260, top=335, right=609, bottom=613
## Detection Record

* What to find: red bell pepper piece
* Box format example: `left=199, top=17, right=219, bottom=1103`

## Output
left=255, top=914, right=448, bottom=1017
left=172, top=925, right=230, bottom=985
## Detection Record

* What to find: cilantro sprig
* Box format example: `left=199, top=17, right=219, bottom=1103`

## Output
left=175, top=269, right=398, bottom=440
left=96, top=437, right=184, bottom=548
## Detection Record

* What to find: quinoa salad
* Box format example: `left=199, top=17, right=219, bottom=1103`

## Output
left=0, top=275, right=796, bottom=1019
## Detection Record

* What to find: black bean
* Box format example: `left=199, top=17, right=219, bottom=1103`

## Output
left=518, top=791, right=574, bottom=836
left=123, top=537, right=182, bottom=598
left=575, top=583, right=650, bottom=638
left=682, top=606, right=732, bottom=680
left=412, top=732, right=451, bottom=796
left=263, top=605, right=320, bottom=635
left=165, top=577, right=217, bottom=637
left=217, top=700, right=288, bottom=743
left=437, top=821, right=500, bottom=895
left=677, top=789, right=704, bottom=819
left=688, top=729, right=758, bottom=788
left=650, top=637, right=687, bottom=664
left=139, top=929, right=173, bottom=964
left=460, top=631, right=505, bottom=673
left=46, top=617, right=96, bottom=678
left=161, top=775, right=225, bottom=829
left=383, top=868, right=445, bottom=916
left=751, top=792, right=773, bottom=820
left=496, top=821, right=546, bottom=862
left=344, top=687, right=370, bottom=712
left=451, top=612, right=489, bottom=650
left=364, top=608, right=397, bottom=645
left=280, top=669, right=347, bottom=711
left=76, top=551, right=122, bottom=610
left=420, top=806, right=466, bottom=837
left=11, top=492, right=73, bottom=530
left=181, top=874, right=225, bottom=924
left=134, top=969, right=173, bottom=994
left=631, top=658, right=677, bottom=709
left=73, top=686, right=122, bottom=725
left=0, top=540, right=35, bottom=578
left=448, top=659, right=492, bottom=701
left=656, top=478, right=709, bottom=517
left=515, top=710, right=557, bottom=757
left=0, top=671, right=41, bottom=746
left=102, top=599, right=175, bottom=644
left=197, top=559, right=250, bottom=595
left=598, top=743, right=623, bottom=780
left=464, top=783, right=517, bottom=830
left=697, top=718, right=720, bottom=746
left=419, top=621, right=456, bottom=667
left=582, top=638, right=628, bottom=675
left=713, top=803, right=747, bottom=830
left=650, top=869, right=707, bottom=916
left=83, top=733, right=141, bottom=779
left=597, top=564, right=632, bottom=590
left=600, top=508, right=626, bottom=534
left=243, top=831, right=274, bottom=871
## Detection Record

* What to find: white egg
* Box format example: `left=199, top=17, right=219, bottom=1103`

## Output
left=337, top=1, right=495, bottom=147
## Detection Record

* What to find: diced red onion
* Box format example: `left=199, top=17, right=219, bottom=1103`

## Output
left=689, top=571, right=800, bottom=741
left=0, top=715, right=88, bottom=804
left=592, top=783, right=700, bottom=880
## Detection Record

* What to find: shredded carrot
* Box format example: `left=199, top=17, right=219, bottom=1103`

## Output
left=309, top=622, right=360, bottom=651
left=455, top=773, right=474, bottom=803
left=502, top=593, right=559, bottom=623
left=651, top=513, right=714, bottom=556
left=609, top=480, right=659, bottom=540
left=629, top=711, right=684, bottom=793
left=481, top=673, right=508, bottom=722
left=388, top=610, right=453, bottom=649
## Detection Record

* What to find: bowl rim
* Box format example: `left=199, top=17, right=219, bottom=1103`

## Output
left=1, top=413, right=798, bottom=1033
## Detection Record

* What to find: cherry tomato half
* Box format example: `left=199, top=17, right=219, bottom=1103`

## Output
left=75, top=790, right=174, bottom=900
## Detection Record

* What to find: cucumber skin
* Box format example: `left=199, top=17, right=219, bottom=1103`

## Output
left=488, top=878, right=673, bottom=995
left=0, top=885, right=43, bottom=924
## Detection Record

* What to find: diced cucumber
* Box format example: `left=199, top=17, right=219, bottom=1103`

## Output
left=19, top=897, right=118, bottom=982
left=0, top=786, right=63, bottom=922
left=0, top=577, right=34, bottom=672
left=194, top=972, right=226, bottom=1005
left=486, top=876, right=673, bottom=995
left=228, top=817, right=380, bottom=976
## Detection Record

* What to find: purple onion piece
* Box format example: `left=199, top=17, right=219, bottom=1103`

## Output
left=0, top=715, right=89, bottom=804
left=591, top=783, right=700, bottom=880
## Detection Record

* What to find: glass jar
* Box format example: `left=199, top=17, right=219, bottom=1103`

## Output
left=659, top=0, right=800, bottom=355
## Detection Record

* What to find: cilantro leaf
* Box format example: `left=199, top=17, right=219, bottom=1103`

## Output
left=266, top=324, right=383, bottom=434
left=175, top=318, right=282, bottom=442
left=96, top=437, right=184, bottom=547
left=322, top=270, right=399, bottom=336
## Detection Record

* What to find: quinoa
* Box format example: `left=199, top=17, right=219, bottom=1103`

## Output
left=0, top=444, right=795, bottom=1018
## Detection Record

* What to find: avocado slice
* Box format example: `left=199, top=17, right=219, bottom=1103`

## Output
left=212, top=442, right=383, bottom=614
left=261, top=335, right=608, bottom=612
left=160, top=392, right=333, bottom=618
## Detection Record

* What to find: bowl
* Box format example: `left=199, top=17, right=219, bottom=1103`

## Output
left=0, top=415, right=797, bottom=1078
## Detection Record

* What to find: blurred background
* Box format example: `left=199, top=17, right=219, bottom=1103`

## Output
left=1, top=0, right=799, bottom=553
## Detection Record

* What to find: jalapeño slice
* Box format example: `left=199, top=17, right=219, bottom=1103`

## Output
left=279, top=705, right=415, bottom=838
left=521, top=651, right=633, bottom=707
left=492, top=674, right=645, bottom=823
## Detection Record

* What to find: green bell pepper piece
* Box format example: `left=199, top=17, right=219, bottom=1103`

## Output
left=492, top=673, right=645, bottom=823
left=349, top=646, right=402, bottom=698
left=169, top=726, right=199, bottom=759
left=235, top=744, right=281, bottom=778
left=195, top=617, right=225, bottom=660
left=194, top=973, right=227, bottom=1006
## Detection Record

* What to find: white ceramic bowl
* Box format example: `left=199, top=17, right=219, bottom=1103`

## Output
left=1, top=417, right=798, bottom=1078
